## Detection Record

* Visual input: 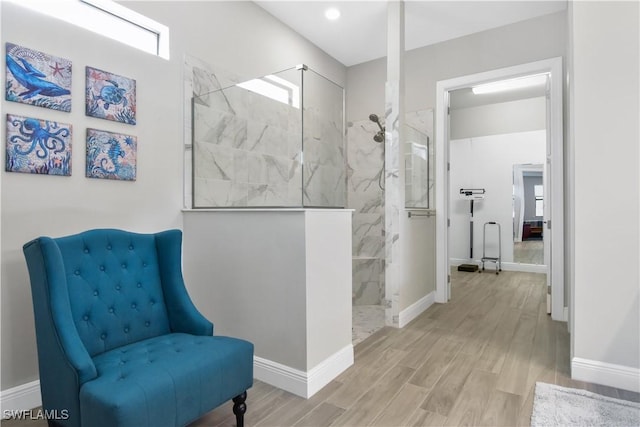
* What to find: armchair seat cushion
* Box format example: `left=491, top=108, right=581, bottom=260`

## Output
left=80, top=333, right=253, bottom=427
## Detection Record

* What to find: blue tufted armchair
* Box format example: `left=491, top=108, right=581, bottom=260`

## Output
left=23, top=229, right=253, bottom=427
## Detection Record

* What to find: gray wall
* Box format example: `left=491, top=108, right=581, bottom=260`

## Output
left=571, top=1, right=639, bottom=374
left=346, top=11, right=566, bottom=121
left=1, top=0, right=345, bottom=391
left=346, top=9, right=566, bottom=313
left=450, top=97, right=546, bottom=140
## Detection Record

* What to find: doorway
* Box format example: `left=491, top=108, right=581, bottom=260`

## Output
left=435, top=57, right=565, bottom=321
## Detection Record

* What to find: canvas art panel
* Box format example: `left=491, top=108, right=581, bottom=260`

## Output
left=5, top=43, right=72, bottom=112
left=86, top=66, right=136, bottom=125
left=6, top=114, right=72, bottom=176
left=86, top=128, right=137, bottom=181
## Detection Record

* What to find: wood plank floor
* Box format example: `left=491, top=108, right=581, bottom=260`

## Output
left=5, top=270, right=639, bottom=426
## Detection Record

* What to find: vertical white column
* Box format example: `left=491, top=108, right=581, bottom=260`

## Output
left=384, top=0, right=405, bottom=327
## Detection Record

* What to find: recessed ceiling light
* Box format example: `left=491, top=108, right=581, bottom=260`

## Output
left=325, top=7, right=340, bottom=21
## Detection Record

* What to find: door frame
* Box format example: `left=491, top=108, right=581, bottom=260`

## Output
left=435, top=57, right=565, bottom=321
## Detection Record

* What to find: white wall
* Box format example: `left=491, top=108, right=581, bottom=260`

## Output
left=571, top=1, right=639, bottom=389
left=449, top=131, right=546, bottom=263
left=1, top=0, right=346, bottom=394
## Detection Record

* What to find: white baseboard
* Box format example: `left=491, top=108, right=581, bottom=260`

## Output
left=254, top=344, right=353, bottom=399
left=398, top=291, right=435, bottom=328
left=450, top=258, right=547, bottom=274
left=1, top=380, right=41, bottom=414
left=572, top=357, right=640, bottom=393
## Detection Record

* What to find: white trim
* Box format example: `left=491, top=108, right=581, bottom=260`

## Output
left=436, top=57, right=564, bottom=320
left=1, top=380, right=41, bottom=414
left=306, top=345, right=354, bottom=398
left=398, top=291, right=436, bottom=328
left=450, top=258, right=547, bottom=274
left=563, top=306, right=569, bottom=323
left=572, top=357, right=640, bottom=393
left=253, top=344, right=353, bottom=399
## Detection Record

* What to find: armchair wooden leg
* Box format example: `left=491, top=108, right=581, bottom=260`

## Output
left=232, top=391, right=247, bottom=427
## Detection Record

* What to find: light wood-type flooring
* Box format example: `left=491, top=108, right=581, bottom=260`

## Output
left=5, top=270, right=638, bottom=427
left=513, top=240, right=544, bottom=265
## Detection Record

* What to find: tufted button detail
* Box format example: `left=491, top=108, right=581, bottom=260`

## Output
left=74, top=270, right=80, bottom=275
left=83, top=248, right=89, bottom=253
left=149, top=299, right=155, bottom=306
left=108, top=307, right=114, bottom=313
left=129, top=245, right=134, bottom=250
left=100, top=333, right=107, bottom=340
left=115, top=285, right=121, bottom=291
left=142, top=262, right=147, bottom=267
left=99, top=265, right=105, bottom=271
left=107, top=245, right=112, bottom=250
left=137, top=283, right=142, bottom=288
left=121, top=263, right=127, bottom=269
left=83, top=315, right=89, bottom=321
left=131, top=303, right=137, bottom=309
left=93, top=290, right=99, bottom=296
left=145, top=321, right=150, bottom=327
left=124, top=327, right=129, bottom=333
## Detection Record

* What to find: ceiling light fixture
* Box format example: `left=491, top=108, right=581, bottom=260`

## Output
left=325, top=7, right=340, bottom=21
left=472, top=73, right=547, bottom=95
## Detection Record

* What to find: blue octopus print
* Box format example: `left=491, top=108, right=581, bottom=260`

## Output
left=86, top=129, right=136, bottom=181
left=86, top=67, right=136, bottom=125
left=5, top=43, right=72, bottom=112
left=6, top=114, right=72, bottom=176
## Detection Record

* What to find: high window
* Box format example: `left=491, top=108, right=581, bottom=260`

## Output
left=8, top=0, right=169, bottom=60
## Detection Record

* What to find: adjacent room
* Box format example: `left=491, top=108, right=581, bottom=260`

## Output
left=1, top=1, right=638, bottom=426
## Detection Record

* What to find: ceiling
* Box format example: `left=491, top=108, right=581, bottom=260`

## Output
left=254, top=1, right=567, bottom=67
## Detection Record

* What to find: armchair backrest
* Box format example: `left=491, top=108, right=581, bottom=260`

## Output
left=29, top=229, right=172, bottom=357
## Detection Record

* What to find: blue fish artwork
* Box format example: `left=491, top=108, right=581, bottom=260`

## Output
left=5, top=43, right=72, bottom=112
left=6, top=114, right=72, bottom=176
left=86, top=129, right=137, bottom=181
left=86, top=67, right=136, bottom=125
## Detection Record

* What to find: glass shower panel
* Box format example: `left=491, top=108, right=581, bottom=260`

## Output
left=302, top=68, right=345, bottom=207
left=404, top=109, right=434, bottom=209
left=192, top=67, right=303, bottom=207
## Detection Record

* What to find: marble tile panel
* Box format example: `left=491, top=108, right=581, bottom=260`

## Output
left=193, top=106, right=247, bottom=149
left=247, top=183, right=293, bottom=207
left=352, top=281, right=383, bottom=306
left=352, top=305, right=385, bottom=346
left=193, top=178, right=248, bottom=208
left=348, top=185, right=384, bottom=214
left=352, top=213, right=384, bottom=258
left=246, top=122, right=288, bottom=157
left=193, top=141, right=234, bottom=181
left=302, top=162, right=345, bottom=207
left=264, top=155, right=298, bottom=187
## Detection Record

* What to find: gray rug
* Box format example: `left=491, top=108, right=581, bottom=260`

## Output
left=531, top=382, right=640, bottom=426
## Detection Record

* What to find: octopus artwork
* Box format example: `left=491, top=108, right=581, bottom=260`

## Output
left=5, top=114, right=72, bottom=176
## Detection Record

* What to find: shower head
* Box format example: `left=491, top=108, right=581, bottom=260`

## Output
left=373, top=131, right=384, bottom=143
left=369, top=113, right=385, bottom=133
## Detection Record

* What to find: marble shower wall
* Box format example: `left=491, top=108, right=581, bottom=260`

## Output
left=347, top=108, right=434, bottom=307
left=192, top=67, right=303, bottom=207
left=302, top=69, right=346, bottom=207
left=347, top=118, right=385, bottom=306
left=187, top=60, right=345, bottom=208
